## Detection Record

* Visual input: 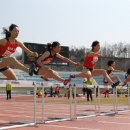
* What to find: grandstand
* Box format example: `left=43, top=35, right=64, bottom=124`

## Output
left=0, top=69, right=126, bottom=98
left=0, top=69, right=126, bottom=85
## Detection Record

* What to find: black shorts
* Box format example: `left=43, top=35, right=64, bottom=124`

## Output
left=33, top=63, right=41, bottom=75
left=34, top=68, right=40, bottom=75
left=0, top=57, right=9, bottom=72
left=85, top=67, right=93, bottom=72
left=127, top=68, right=130, bottom=75
left=0, top=67, right=9, bottom=72
left=103, top=78, right=108, bottom=84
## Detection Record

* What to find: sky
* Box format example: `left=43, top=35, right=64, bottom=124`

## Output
left=0, top=0, right=130, bottom=48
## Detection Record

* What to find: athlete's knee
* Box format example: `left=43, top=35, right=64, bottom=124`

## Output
left=3, top=57, right=16, bottom=62
left=87, top=71, right=92, bottom=78
left=9, top=57, right=17, bottom=62
left=88, top=73, right=92, bottom=76
left=49, top=69, right=55, bottom=75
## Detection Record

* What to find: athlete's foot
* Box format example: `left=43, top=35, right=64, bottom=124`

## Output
left=112, top=81, right=120, bottom=88
left=69, top=74, right=75, bottom=78
left=64, top=78, right=71, bottom=85
left=29, top=63, right=35, bottom=76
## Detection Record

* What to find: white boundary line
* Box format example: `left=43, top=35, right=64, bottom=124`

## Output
left=76, top=114, right=96, bottom=119
left=0, top=123, right=35, bottom=130
left=43, top=118, right=71, bottom=124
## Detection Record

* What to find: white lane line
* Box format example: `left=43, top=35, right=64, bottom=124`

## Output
left=45, top=124, right=101, bottom=130
left=0, top=123, right=35, bottom=130
left=99, top=121, right=130, bottom=125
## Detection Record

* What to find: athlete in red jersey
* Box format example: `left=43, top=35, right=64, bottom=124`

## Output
left=70, top=41, right=120, bottom=88
left=30, top=41, right=81, bottom=85
left=0, top=39, right=18, bottom=57
left=0, top=24, right=37, bottom=80
left=83, top=52, right=98, bottom=70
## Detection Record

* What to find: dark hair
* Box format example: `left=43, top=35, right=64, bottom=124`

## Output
left=46, top=41, right=60, bottom=51
left=91, top=40, right=99, bottom=51
left=2, top=24, right=18, bottom=38
left=107, top=60, right=114, bottom=66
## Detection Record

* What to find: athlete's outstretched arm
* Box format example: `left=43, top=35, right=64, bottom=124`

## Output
left=36, top=51, right=50, bottom=66
left=56, top=53, right=81, bottom=66
left=109, top=66, right=123, bottom=72
left=18, top=41, right=38, bottom=57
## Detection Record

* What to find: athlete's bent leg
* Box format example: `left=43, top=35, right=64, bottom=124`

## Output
left=92, top=69, right=120, bottom=88
left=1, top=68, right=17, bottom=80
left=0, top=57, right=28, bottom=72
left=38, top=66, right=71, bottom=85
left=70, top=68, right=91, bottom=79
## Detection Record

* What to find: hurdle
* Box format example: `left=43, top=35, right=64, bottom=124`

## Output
left=36, top=82, right=130, bottom=122
left=73, top=82, right=130, bottom=119
left=0, top=80, right=37, bottom=130
left=0, top=80, right=79, bottom=130
left=1, top=80, right=129, bottom=129
left=33, top=81, right=75, bottom=124
left=68, top=83, right=112, bottom=119
left=114, top=84, right=130, bottom=114
left=73, top=83, right=97, bottom=119
left=96, top=86, right=117, bottom=116
left=37, top=82, right=130, bottom=122
left=0, top=80, right=72, bottom=129
left=94, top=84, right=130, bottom=116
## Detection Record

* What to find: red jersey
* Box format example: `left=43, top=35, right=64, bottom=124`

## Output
left=0, top=39, right=18, bottom=57
left=83, top=54, right=98, bottom=69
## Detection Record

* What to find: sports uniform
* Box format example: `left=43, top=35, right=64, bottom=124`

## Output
left=0, top=38, right=18, bottom=72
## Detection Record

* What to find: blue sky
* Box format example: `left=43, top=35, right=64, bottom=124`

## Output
left=0, top=0, right=130, bottom=48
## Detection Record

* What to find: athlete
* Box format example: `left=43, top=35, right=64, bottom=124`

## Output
left=122, top=68, right=130, bottom=86
left=30, top=41, right=80, bottom=85
left=0, top=24, right=37, bottom=80
left=70, top=41, right=120, bottom=88
left=103, top=60, right=121, bottom=84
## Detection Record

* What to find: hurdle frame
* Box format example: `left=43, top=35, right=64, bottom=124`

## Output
left=114, top=85, right=130, bottom=114
left=1, top=80, right=130, bottom=129
left=0, top=80, right=37, bottom=130
left=34, top=82, right=74, bottom=124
